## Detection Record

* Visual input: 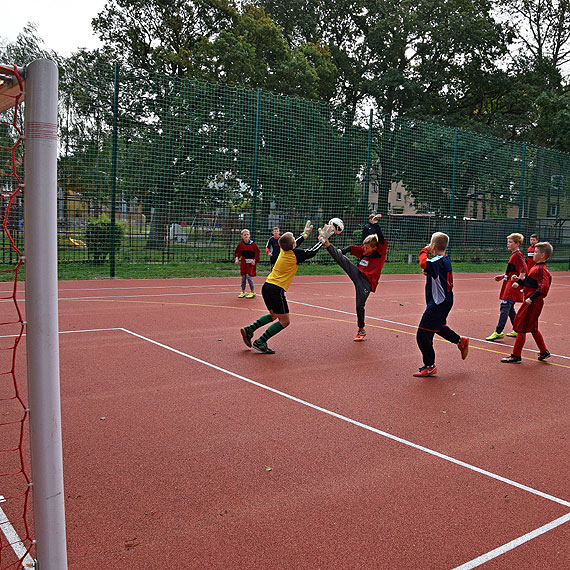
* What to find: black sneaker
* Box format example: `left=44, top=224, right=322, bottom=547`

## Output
left=501, top=354, right=522, bottom=363
left=240, top=327, right=253, bottom=347
left=252, top=339, right=275, bottom=354
left=538, top=350, right=551, bottom=361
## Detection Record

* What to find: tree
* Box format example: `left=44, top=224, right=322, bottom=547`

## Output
left=500, top=0, right=570, bottom=72
left=92, top=0, right=337, bottom=100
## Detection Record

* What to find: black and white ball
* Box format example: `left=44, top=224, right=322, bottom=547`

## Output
left=328, top=217, right=344, bottom=234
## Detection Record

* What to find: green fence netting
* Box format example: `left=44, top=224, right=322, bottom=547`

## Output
left=1, top=61, right=569, bottom=270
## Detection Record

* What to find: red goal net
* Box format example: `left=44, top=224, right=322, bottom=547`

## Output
left=0, top=63, right=34, bottom=570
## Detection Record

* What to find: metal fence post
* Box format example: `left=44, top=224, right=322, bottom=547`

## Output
left=110, top=62, right=120, bottom=278
left=364, top=109, right=373, bottom=221
left=449, top=127, right=458, bottom=251
left=517, top=142, right=526, bottom=233
left=251, top=89, right=261, bottom=240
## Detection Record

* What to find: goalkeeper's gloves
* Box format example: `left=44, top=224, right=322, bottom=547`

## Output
left=302, top=220, right=313, bottom=238
left=318, top=224, right=335, bottom=244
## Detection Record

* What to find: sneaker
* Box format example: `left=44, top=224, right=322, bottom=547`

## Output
left=501, top=354, right=522, bottom=363
left=252, top=339, right=275, bottom=354
left=538, top=350, right=551, bottom=361
left=413, top=365, right=437, bottom=377
left=485, top=331, right=504, bottom=341
left=318, top=224, right=335, bottom=244
left=353, top=329, right=367, bottom=342
left=458, top=337, right=469, bottom=360
left=238, top=292, right=246, bottom=298
left=506, top=331, right=518, bottom=338
left=246, top=292, right=256, bottom=298
left=240, top=327, right=253, bottom=348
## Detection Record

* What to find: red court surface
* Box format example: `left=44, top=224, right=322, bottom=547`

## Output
left=3, top=271, right=570, bottom=569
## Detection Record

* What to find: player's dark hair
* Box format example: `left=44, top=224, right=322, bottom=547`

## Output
left=279, top=232, right=295, bottom=251
left=534, top=242, right=553, bottom=259
left=530, top=233, right=538, bottom=239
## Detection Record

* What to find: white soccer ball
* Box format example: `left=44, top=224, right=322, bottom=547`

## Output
left=328, top=217, right=344, bottom=234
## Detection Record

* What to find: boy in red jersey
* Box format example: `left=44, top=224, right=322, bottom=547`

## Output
left=413, top=232, right=469, bottom=377
left=501, top=242, right=553, bottom=363
left=526, top=234, right=538, bottom=270
left=234, top=229, right=260, bottom=298
left=486, top=233, right=527, bottom=341
left=320, top=214, right=387, bottom=341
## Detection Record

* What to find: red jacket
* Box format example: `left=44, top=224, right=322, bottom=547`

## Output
left=234, top=240, right=260, bottom=276
left=346, top=240, right=387, bottom=292
left=499, top=250, right=527, bottom=302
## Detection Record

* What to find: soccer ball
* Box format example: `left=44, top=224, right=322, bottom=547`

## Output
left=328, top=217, right=344, bottom=234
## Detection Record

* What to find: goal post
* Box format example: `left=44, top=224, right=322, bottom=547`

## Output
left=1, top=58, right=68, bottom=570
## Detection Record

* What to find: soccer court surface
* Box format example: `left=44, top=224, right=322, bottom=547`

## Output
left=4, top=272, right=570, bottom=569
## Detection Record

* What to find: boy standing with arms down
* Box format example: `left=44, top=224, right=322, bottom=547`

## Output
left=240, top=221, right=320, bottom=354
left=234, top=229, right=260, bottom=298
left=486, top=233, right=527, bottom=341
left=501, top=242, right=553, bottom=363
left=320, top=214, right=387, bottom=341
left=265, top=226, right=281, bottom=270
left=414, top=232, right=469, bottom=377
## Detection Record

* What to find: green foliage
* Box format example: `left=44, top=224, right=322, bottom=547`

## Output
left=85, top=215, right=126, bottom=263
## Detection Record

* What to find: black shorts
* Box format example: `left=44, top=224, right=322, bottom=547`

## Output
left=262, top=282, right=289, bottom=314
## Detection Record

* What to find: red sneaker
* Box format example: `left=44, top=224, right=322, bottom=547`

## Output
left=413, top=365, right=437, bottom=377
left=353, top=329, right=367, bottom=341
left=458, top=337, right=469, bottom=360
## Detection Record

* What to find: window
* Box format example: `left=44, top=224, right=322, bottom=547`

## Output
left=396, top=192, right=402, bottom=201
left=549, top=203, right=559, bottom=217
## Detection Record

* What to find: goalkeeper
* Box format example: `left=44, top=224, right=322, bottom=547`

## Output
left=240, top=221, right=322, bottom=354
left=320, top=214, right=387, bottom=341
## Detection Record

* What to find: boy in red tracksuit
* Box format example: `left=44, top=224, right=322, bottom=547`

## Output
left=320, top=214, right=387, bottom=341
left=501, top=242, right=553, bottom=363
left=486, top=233, right=527, bottom=341
left=526, top=234, right=538, bottom=270
left=234, top=229, right=260, bottom=298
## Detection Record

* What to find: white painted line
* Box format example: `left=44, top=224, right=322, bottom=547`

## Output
left=0, top=502, right=34, bottom=567
left=451, top=511, right=570, bottom=569
left=289, top=299, right=570, bottom=361
left=0, top=327, right=124, bottom=340
left=120, top=327, right=570, bottom=508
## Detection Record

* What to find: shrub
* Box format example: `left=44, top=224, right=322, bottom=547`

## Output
left=85, top=215, right=126, bottom=264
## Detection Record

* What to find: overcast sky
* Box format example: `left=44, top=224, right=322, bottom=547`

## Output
left=5, top=0, right=107, bottom=56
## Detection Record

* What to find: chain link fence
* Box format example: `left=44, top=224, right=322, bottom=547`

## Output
left=2, top=61, right=570, bottom=270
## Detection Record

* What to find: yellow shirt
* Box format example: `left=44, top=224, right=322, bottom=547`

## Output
left=266, top=250, right=299, bottom=291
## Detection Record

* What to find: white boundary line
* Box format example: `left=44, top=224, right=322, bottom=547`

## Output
left=451, top=512, right=570, bottom=569
left=3, top=325, right=568, bottom=567
left=117, top=327, right=570, bottom=568
left=0, top=500, right=34, bottom=567
left=119, top=327, right=570, bottom=508
left=289, top=299, right=570, bottom=361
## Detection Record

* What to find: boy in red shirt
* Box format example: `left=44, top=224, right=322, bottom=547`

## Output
left=486, top=233, right=527, bottom=341
left=501, top=242, right=553, bottom=363
left=320, top=214, right=387, bottom=341
left=526, top=234, right=538, bottom=270
left=234, top=229, right=260, bottom=298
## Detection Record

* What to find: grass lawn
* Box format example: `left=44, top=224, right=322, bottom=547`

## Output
left=2, top=259, right=568, bottom=282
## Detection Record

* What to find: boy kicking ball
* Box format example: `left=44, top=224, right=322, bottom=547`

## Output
left=414, top=232, right=469, bottom=377
left=319, top=214, right=387, bottom=341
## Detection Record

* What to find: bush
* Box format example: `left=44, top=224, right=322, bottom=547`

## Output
left=85, top=215, right=126, bottom=264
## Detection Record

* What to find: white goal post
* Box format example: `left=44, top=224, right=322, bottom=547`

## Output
left=1, top=59, right=68, bottom=570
